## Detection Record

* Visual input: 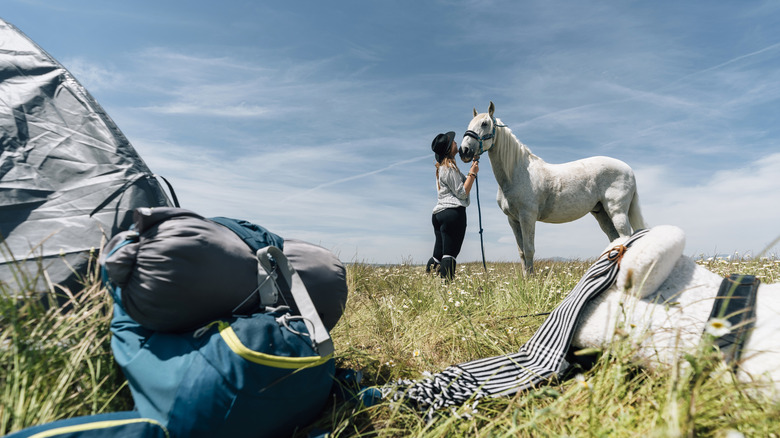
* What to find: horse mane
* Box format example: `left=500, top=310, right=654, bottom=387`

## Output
left=491, top=118, right=537, bottom=179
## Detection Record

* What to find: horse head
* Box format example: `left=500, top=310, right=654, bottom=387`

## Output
left=460, top=101, right=498, bottom=162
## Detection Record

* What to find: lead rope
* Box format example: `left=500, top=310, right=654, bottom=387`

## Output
left=387, top=228, right=650, bottom=418
left=474, top=158, right=487, bottom=272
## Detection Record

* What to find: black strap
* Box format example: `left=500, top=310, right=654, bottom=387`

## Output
left=708, top=274, right=760, bottom=366
left=89, top=173, right=180, bottom=217
left=155, top=174, right=181, bottom=208
left=89, top=173, right=145, bottom=217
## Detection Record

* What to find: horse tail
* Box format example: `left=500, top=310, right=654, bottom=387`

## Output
left=628, top=189, right=648, bottom=231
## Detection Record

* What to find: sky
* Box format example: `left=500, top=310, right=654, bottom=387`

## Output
left=4, top=0, right=780, bottom=264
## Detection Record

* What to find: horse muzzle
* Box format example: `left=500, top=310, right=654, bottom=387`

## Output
left=459, top=146, right=475, bottom=162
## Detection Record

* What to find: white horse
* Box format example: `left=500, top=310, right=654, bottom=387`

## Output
left=460, top=102, right=647, bottom=273
left=573, top=225, right=780, bottom=399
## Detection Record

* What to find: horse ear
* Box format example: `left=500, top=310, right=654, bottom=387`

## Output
left=488, top=101, right=495, bottom=117
left=473, top=107, right=478, bottom=117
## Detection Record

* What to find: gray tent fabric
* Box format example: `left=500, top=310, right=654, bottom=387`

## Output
left=0, top=18, right=173, bottom=294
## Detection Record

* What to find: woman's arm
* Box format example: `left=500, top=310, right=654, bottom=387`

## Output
left=463, top=160, right=479, bottom=195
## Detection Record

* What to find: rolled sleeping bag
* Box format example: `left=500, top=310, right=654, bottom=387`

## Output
left=281, top=239, right=348, bottom=331
left=100, top=207, right=348, bottom=332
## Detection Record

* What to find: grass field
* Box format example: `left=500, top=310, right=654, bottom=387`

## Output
left=2, top=252, right=779, bottom=437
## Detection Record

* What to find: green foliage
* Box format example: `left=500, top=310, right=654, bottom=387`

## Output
left=2, top=253, right=780, bottom=437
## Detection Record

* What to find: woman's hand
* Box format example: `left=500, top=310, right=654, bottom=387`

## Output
left=470, top=160, right=480, bottom=175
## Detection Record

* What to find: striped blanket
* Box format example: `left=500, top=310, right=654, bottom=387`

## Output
left=391, top=229, right=650, bottom=413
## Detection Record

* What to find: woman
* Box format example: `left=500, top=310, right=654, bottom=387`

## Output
left=426, top=131, right=479, bottom=280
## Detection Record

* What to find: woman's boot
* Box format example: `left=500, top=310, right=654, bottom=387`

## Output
left=439, top=256, right=456, bottom=280
left=425, top=257, right=440, bottom=275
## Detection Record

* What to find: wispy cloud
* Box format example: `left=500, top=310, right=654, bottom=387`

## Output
left=281, top=154, right=430, bottom=203
left=141, top=102, right=271, bottom=118
left=61, top=57, right=124, bottom=92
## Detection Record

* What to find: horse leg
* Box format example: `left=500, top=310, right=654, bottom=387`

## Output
left=605, top=201, right=633, bottom=238
left=523, top=220, right=536, bottom=274
left=590, top=203, right=620, bottom=241
left=508, top=216, right=535, bottom=274
left=628, top=191, right=648, bottom=231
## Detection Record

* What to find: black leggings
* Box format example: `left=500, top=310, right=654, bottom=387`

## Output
left=431, top=206, right=467, bottom=261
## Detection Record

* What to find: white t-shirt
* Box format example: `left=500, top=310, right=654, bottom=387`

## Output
left=432, top=164, right=470, bottom=214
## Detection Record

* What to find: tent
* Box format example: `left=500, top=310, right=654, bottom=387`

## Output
left=0, top=18, right=174, bottom=295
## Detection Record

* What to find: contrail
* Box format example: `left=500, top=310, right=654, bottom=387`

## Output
left=518, top=40, right=780, bottom=128
left=281, top=154, right=430, bottom=203
left=652, top=40, right=780, bottom=93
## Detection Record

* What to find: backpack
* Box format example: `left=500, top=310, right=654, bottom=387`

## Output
left=4, top=412, right=168, bottom=438
left=100, top=207, right=342, bottom=438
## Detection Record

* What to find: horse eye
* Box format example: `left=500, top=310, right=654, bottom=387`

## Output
left=481, top=121, right=488, bottom=127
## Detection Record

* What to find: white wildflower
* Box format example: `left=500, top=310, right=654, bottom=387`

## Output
left=575, top=373, right=591, bottom=390
left=705, top=318, right=732, bottom=337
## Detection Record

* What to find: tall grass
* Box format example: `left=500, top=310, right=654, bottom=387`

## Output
left=2, top=252, right=779, bottom=436
left=0, top=251, right=133, bottom=434
left=319, top=256, right=780, bottom=437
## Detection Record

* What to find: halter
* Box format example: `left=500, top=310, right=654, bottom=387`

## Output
left=463, top=116, right=505, bottom=157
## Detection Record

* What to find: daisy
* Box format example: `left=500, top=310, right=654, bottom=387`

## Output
left=705, top=318, right=732, bottom=338
left=575, top=373, right=591, bottom=390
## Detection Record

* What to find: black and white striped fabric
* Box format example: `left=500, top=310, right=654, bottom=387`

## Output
left=392, top=229, right=650, bottom=413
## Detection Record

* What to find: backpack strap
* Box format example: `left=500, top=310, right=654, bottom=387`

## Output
left=257, top=246, right=335, bottom=357
left=210, top=216, right=285, bottom=252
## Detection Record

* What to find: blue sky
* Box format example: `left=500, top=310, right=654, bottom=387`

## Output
left=5, top=1, right=780, bottom=264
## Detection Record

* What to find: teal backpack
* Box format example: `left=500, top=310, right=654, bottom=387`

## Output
left=101, top=208, right=339, bottom=438
left=4, top=412, right=168, bottom=438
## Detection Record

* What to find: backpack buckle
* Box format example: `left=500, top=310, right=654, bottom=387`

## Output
left=256, top=247, right=282, bottom=306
